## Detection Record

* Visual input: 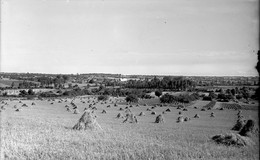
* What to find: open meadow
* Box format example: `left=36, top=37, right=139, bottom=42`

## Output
left=0, top=96, right=259, bottom=160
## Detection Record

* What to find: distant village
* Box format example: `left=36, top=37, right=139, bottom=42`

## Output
left=0, top=72, right=258, bottom=96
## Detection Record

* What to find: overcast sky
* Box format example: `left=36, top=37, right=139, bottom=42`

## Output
left=1, top=0, right=259, bottom=76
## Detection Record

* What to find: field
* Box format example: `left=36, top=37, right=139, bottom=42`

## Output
left=0, top=96, right=259, bottom=160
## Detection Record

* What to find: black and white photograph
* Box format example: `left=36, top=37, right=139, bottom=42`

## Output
left=0, top=0, right=259, bottom=159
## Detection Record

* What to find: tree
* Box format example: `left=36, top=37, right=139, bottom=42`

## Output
left=231, top=89, right=236, bottom=96
left=62, top=75, right=69, bottom=82
left=125, top=94, right=139, bottom=103
left=28, top=89, right=35, bottom=95
left=160, top=93, right=176, bottom=103
left=209, top=92, right=217, bottom=99
left=155, top=90, right=162, bottom=97
left=19, top=90, right=28, bottom=96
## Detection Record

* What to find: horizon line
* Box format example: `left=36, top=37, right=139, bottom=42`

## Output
left=0, top=71, right=259, bottom=77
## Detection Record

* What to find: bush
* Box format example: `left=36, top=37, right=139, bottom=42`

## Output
left=203, top=96, right=212, bottom=101
left=160, top=93, right=176, bottom=103
left=209, top=92, right=217, bottom=99
left=98, top=95, right=109, bottom=101
left=28, top=89, right=35, bottom=95
left=125, top=94, right=139, bottom=103
left=155, top=90, right=162, bottom=97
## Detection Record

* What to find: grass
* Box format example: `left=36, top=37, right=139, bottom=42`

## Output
left=0, top=96, right=259, bottom=160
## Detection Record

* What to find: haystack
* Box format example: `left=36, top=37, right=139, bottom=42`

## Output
left=177, top=116, right=184, bottom=123
left=72, top=111, right=102, bottom=130
left=67, top=107, right=71, bottom=112
left=232, top=118, right=246, bottom=131
left=194, top=106, right=197, bottom=109
left=139, top=112, right=145, bottom=116
left=116, top=113, right=123, bottom=118
left=125, top=108, right=132, bottom=115
left=177, top=104, right=184, bottom=109
left=107, top=105, right=111, bottom=108
left=210, top=112, right=215, bottom=117
left=211, top=133, right=254, bottom=147
left=178, top=111, right=182, bottom=115
left=165, top=108, right=171, bottom=112
left=114, top=103, right=118, bottom=107
left=101, top=110, right=107, bottom=114
left=22, top=104, right=28, bottom=107
left=184, top=117, right=190, bottom=121
left=147, top=108, right=151, bottom=111
left=219, top=108, right=224, bottom=110
left=183, top=108, right=188, bottom=111
left=151, top=111, right=156, bottom=115
left=32, top=102, right=36, bottom=105
left=15, top=108, right=20, bottom=112
left=74, top=109, right=80, bottom=114
left=194, top=114, right=200, bottom=118
left=50, top=102, right=54, bottom=105
left=201, top=108, right=205, bottom=111
left=65, top=105, right=69, bottom=108
left=239, top=119, right=258, bottom=137
left=238, top=115, right=244, bottom=119
left=119, top=108, right=123, bottom=111
left=155, top=114, right=164, bottom=123
left=123, top=113, right=138, bottom=123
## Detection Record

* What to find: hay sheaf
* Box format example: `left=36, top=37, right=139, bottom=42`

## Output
left=194, top=114, right=200, bottom=118
left=155, top=114, right=164, bottom=123
left=74, top=109, right=80, bottom=114
left=232, top=118, right=246, bottom=131
left=123, top=113, right=138, bottom=123
left=211, top=133, right=255, bottom=147
left=239, top=119, right=258, bottom=137
left=116, top=113, right=123, bottom=119
left=139, top=112, right=145, bottom=116
left=72, top=111, right=102, bottom=130
left=177, top=116, right=184, bottom=123
left=184, top=117, right=190, bottom=121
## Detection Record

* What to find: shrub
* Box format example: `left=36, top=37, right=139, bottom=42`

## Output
left=98, top=95, right=109, bottom=101
left=125, top=94, right=138, bottom=103
left=160, top=93, right=175, bottom=103
left=155, top=90, right=162, bottom=97
left=28, top=89, right=35, bottom=95
left=203, top=96, right=212, bottom=101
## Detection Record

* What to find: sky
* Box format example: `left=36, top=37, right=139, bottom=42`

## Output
left=1, top=0, right=259, bottom=76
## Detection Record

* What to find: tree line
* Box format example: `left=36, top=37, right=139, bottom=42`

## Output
left=123, top=76, right=196, bottom=91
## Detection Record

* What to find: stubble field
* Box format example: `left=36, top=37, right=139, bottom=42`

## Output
left=0, top=96, right=259, bottom=160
